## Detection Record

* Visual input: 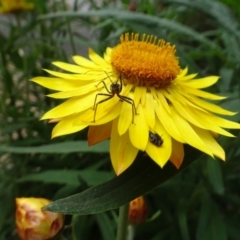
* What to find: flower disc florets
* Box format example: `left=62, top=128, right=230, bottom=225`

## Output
left=111, top=33, right=181, bottom=88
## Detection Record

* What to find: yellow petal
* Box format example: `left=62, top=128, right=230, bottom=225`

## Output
left=44, top=69, right=84, bottom=80
left=170, top=97, right=234, bottom=137
left=103, top=48, right=112, bottom=65
left=187, top=107, right=235, bottom=137
left=187, top=95, right=236, bottom=116
left=169, top=139, right=184, bottom=169
left=145, top=119, right=172, bottom=167
left=52, top=61, right=84, bottom=73
left=88, top=48, right=110, bottom=67
left=48, top=118, right=61, bottom=123
left=129, top=104, right=149, bottom=151
left=91, top=95, right=120, bottom=122
left=155, top=100, right=185, bottom=143
left=76, top=100, right=122, bottom=125
left=31, top=77, right=80, bottom=91
left=105, top=47, right=112, bottom=57
left=191, top=125, right=225, bottom=160
left=41, top=94, right=95, bottom=119
left=52, top=115, right=87, bottom=138
left=166, top=93, right=205, bottom=129
left=123, top=83, right=134, bottom=96
left=170, top=107, right=214, bottom=157
left=181, top=86, right=226, bottom=100
left=155, top=89, right=171, bottom=114
left=71, top=72, right=112, bottom=81
left=47, top=83, right=98, bottom=99
left=134, top=86, right=146, bottom=107
left=118, top=101, right=133, bottom=135
left=166, top=88, right=204, bottom=112
left=116, top=85, right=136, bottom=135
left=143, top=93, right=155, bottom=129
left=182, top=76, right=219, bottom=89
left=88, top=122, right=112, bottom=146
left=110, top=118, right=138, bottom=175
left=72, top=55, right=98, bottom=68
left=176, top=73, right=197, bottom=81
left=198, top=111, right=240, bottom=129
left=176, top=67, right=188, bottom=78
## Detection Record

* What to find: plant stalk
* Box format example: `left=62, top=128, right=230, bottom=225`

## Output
left=116, top=203, right=130, bottom=240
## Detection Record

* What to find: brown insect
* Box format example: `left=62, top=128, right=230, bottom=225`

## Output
left=149, top=131, right=163, bottom=147
left=93, top=73, right=136, bottom=122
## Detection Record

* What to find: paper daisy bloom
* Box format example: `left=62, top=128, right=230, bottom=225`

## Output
left=0, top=0, right=34, bottom=13
left=32, top=33, right=240, bottom=175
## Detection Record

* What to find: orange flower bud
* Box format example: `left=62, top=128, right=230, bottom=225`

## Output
left=128, top=196, right=147, bottom=225
left=128, top=2, right=137, bottom=11
left=16, top=198, right=64, bottom=240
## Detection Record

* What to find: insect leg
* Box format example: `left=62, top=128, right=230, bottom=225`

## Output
left=119, top=95, right=137, bottom=113
left=96, top=80, right=112, bottom=94
left=118, top=95, right=137, bottom=123
left=93, top=94, right=114, bottom=122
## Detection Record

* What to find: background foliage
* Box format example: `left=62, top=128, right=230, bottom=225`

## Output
left=0, top=0, right=240, bottom=239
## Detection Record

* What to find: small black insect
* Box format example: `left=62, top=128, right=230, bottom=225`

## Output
left=149, top=131, right=163, bottom=147
left=93, top=73, right=136, bottom=122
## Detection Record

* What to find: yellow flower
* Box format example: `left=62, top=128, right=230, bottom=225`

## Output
left=15, top=197, right=64, bottom=240
left=0, top=0, right=34, bottom=13
left=32, top=33, right=240, bottom=175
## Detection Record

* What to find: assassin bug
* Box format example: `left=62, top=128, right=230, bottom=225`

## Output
left=93, top=72, right=136, bottom=123
left=149, top=131, right=163, bottom=147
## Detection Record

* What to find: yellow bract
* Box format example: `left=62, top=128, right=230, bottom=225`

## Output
left=32, top=33, right=240, bottom=175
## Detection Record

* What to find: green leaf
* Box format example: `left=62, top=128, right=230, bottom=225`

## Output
left=177, top=205, right=190, bottom=240
left=196, top=193, right=213, bottom=240
left=53, top=185, right=80, bottom=199
left=207, top=158, right=224, bottom=195
left=0, top=140, right=109, bottom=154
left=163, top=0, right=240, bottom=40
left=44, top=146, right=202, bottom=215
left=18, top=169, right=113, bottom=186
left=196, top=193, right=227, bottom=240
left=38, top=10, right=220, bottom=50
left=72, top=215, right=93, bottom=240
left=96, top=213, right=116, bottom=240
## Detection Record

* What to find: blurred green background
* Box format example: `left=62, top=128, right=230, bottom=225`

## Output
left=0, top=0, right=240, bottom=239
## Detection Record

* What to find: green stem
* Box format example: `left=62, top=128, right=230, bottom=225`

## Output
left=61, top=0, right=76, bottom=55
left=127, top=225, right=135, bottom=240
left=15, top=13, right=21, bottom=29
left=116, top=203, right=130, bottom=240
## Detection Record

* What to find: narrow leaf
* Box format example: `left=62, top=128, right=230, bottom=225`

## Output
left=38, top=10, right=219, bottom=50
left=207, top=158, right=224, bottom=195
left=0, top=140, right=109, bottom=154
left=44, top=146, right=202, bottom=215
left=18, top=170, right=113, bottom=186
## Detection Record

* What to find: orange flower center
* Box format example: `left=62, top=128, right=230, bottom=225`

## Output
left=111, top=33, right=181, bottom=88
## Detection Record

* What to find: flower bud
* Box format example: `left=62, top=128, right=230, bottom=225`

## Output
left=16, top=197, right=64, bottom=240
left=0, top=0, right=34, bottom=14
left=128, top=196, right=147, bottom=225
left=128, top=2, right=137, bottom=11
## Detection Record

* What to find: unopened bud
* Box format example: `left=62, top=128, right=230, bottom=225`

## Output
left=0, top=0, right=34, bottom=14
left=16, top=197, right=64, bottom=240
left=128, top=2, right=137, bottom=11
left=128, top=196, right=147, bottom=225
